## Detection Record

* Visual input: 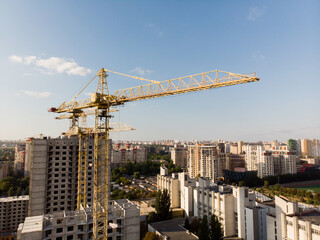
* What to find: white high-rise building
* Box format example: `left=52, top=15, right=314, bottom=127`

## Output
left=245, top=145, right=297, bottom=178
left=187, top=144, right=220, bottom=181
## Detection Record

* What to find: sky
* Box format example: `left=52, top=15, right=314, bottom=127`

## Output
left=0, top=1, right=319, bottom=142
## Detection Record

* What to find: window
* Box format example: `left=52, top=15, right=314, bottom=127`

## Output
left=56, top=228, right=63, bottom=233
left=67, top=226, right=74, bottom=231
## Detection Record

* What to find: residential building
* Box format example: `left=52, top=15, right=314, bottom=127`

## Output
left=301, top=139, right=320, bottom=158
left=170, top=144, right=187, bottom=168
left=245, top=145, right=297, bottom=178
left=26, top=135, right=111, bottom=216
left=112, top=143, right=147, bottom=164
left=244, top=206, right=267, bottom=240
left=187, top=144, right=221, bottom=182
left=14, top=144, right=26, bottom=173
left=17, top=199, right=140, bottom=240
left=0, top=161, right=10, bottom=181
left=157, top=166, right=180, bottom=208
left=0, top=196, right=29, bottom=235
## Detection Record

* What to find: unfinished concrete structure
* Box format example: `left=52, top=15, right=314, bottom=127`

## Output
left=0, top=196, right=29, bottom=235
left=26, top=136, right=99, bottom=216
left=17, top=199, right=140, bottom=240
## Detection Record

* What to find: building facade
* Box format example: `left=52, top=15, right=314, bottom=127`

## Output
left=26, top=136, right=111, bottom=216
left=0, top=196, right=29, bottom=235
left=170, top=145, right=187, bottom=168
left=17, top=199, right=140, bottom=240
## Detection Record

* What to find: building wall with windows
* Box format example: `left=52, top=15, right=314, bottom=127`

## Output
left=27, top=136, right=111, bottom=216
left=17, top=199, right=140, bottom=240
left=0, top=196, right=29, bottom=234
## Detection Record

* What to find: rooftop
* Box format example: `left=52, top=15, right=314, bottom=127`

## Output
left=289, top=210, right=320, bottom=225
left=150, top=218, right=198, bottom=240
left=0, top=195, right=29, bottom=202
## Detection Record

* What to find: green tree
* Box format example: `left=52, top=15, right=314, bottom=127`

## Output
left=133, top=172, right=140, bottom=179
left=209, top=214, right=223, bottom=240
left=198, top=215, right=210, bottom=240
left=239, top=181, right=244, bottom=187
left=155, top=189, right=171, bottom=221
left=263, top=181, right=269, bottom=189
left=16, top=187, right=22, bottom=196
left=147, top=211, right=159, bottom=223
left=8, top=187, right=15, bottom=196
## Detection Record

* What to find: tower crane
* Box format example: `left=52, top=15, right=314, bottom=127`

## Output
left=50, top=68, right=259, bottom=240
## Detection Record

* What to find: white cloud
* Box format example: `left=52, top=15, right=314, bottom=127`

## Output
left=8, top=55, right=91, bottom=76
left=131, top=66, right=153, bottom=75
left=23, top=90, right=51, bottom=98
left=248, top=7, right=263, bottom=21
left=9, top=55, right=23, bottom=63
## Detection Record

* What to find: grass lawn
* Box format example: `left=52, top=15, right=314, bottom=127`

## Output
left=293, top=184, right=320, bottom=193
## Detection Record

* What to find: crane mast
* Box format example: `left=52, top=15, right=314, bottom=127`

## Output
left=50, top=68, right=259, bottom=240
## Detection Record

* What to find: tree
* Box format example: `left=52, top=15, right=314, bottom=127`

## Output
left=198, top=215, right=210, bottom=240
left=155, top=189, right=171, bottom=221
left=263, top=181, right=269, bottom=189
left=184, top=216, right=190, bottom=230
left=16, top=187, right=22, bottom=196
left=209, top=214, right=223, bottom=240
left=8, top=187, right=15, bottom=196
left=147, top=212, right=159, bottom=223
left=190, top=217, right=201, bottom=235
left=133, top=172, right=140, bottom=179
left=239, top=181, right=244, bottom=187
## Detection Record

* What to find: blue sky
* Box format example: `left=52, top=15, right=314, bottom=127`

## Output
left=0, top=1, right=319, bottom=142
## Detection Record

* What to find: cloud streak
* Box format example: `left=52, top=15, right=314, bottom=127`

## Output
left=9, top=55, right=91, bottom=76
left=131, top=66, right=153, bottom=75
left=248, top=7, right=263, bottom=21
left=23, top=90, right=51, bottom=98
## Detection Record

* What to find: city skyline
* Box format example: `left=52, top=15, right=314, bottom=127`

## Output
left=0, top=1, right=319, bottom=141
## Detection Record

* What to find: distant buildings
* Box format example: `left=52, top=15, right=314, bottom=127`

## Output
left=170, top=144, right=187, bottom=168
left=301, top=139, right=320, bottom=158
left=14, top=143, right=26, bottom=174
left=0, top=161, right=10, bottom=180
left=245, top=145, right=297, bottom=178
left=112, top=143, right=147, bottom=164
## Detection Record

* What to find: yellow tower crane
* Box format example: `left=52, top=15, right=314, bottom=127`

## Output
left=50, top=68, right=259, bottom=240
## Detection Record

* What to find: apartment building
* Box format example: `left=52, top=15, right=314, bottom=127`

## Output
left=26, top=136, right=111, bottom=216
left=170, top=145, right=187, bottom=168
left=245, top=145, right=297, bottom=178
left=14, top=144, right=26, bottom=173
left=0, top=161, right=10, bottom=181
left=112, top=143, right=147, bottom=164
left=17, top=199, right=140, bottom=240
left=0, top=196, right=29, bottom=234
left=157, top=166, right=180, bottom=208
left=187, top=144, right=220, bottom=181
left=301, top=139, right=320, bottom=158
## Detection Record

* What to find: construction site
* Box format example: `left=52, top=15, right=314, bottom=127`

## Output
left=15, top=69, right=259, bottom=240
